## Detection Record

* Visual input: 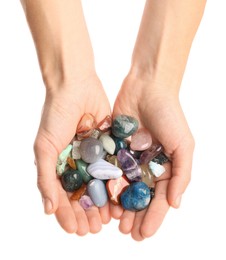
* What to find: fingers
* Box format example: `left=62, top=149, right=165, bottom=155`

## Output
left=140, top=179, right=170, bottom=238
left=109, top=202, right=124, bottom=220
left=167, top=139, right=195, bottom=208
left=118, top=211, right=135, bottom=234
left=99, top=202, right=111, bottom=224
left=34, top=135, right=59, bottom=214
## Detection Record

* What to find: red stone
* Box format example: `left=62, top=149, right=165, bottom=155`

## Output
left=97, top=115, right=112, bottom=132
left=106, top=176, right=130, bottom=205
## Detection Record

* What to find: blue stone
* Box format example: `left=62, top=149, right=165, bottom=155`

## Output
left=120, top=182, right=151, bottom=211
left=111, top=135, right=127, bottom=155
left=87, top=179, right=108, bottom=207
left=112, top=115, right=139, bottom=138
left=61, top=169, right=83, bottom=192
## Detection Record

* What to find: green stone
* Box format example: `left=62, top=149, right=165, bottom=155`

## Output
left=76, top=159, right=93, bottom=183
left=58, top=144, right=73, bottom=163
left=112, top=115, right=139, bottom=138
left=111, top=135, right=127, bottom=155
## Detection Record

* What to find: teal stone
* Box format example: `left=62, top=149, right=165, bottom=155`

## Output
left=111, top=135, right=128, bottom=155
left=76, top=159, right=93, bottom=183
left=112, top=115, right=139, bottom=138
left=61, top=169, right=83, bottom=192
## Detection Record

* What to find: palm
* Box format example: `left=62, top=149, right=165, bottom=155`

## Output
left=112, top=76, right=194, bottom=240
left=34, top=76, right=111, bottom=235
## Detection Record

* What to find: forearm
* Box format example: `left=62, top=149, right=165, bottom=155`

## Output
left=21, top=0, right=95, bottom=90
left=131, top=0, right=206, bottom=92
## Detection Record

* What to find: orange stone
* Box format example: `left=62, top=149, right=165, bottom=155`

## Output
left=70, top=183, right=87, bottom=200
left=106, top=176, right=130, bottom=205
left=77, top=113, right=96, bottom=133
left=67, top=157, right=77, bottom=169
left=97, top=115, right=112, bottom=132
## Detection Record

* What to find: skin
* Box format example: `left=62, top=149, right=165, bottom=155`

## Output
left=111, top=0, right=206, bottom=241
left=21, top=0, right=206, bottom=240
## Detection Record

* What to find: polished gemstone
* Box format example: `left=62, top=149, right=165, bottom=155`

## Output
left=87, top=179, right=108, bottom=207
left=130, top=128, right=152, bottom=151
left=106, top=155, right=122, bottom=168
left=120, top=182, right=151, bottom=211
left=112, top=115, right=139, bottom=138
left=117, top=149, right=138, bottom=171
left=97, top=115, right=112, bottom=132
left=111, top=135, right=127, bottom=155
left=140, top=164, right=155, bottom=188
left=79, top=137, right=103, bottom=163
left=152, top=152, right=169, bottom=165
left=79, top=195, right=94, bottom=210
left=87, top=159, right=123, bottom=180
left=76, top=159, right=93, bottom=183
left=106, top=176, right=130, bottom=205
left=128, top=147, right=142, bottom=159
left=70, top=183, right=87, bottom=200
left=139, top=144, right=163, bottom=164
left=61, top=169, right=83, bottom=192
left=149, top=161, right=166, bottom=177
left=99, top=134, right=116, bottom=155
left=67, top=157, right=76, bottom=169
left=77, top=113, right=96, bottom=133
left=56, top=161, right=68, bottom=176
left=125, top=165, right=142, bottom=182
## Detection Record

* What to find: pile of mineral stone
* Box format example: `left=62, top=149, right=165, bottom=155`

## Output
left=56, top=114, right=168, bottom=212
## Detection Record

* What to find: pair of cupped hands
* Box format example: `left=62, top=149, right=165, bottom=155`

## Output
left=34, top=72, right=194, bottom=241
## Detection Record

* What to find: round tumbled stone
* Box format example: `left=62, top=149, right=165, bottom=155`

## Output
left=87, top=179, right=108, bottom=207
left=79, top=195, right=94, bottom=210
left=61, top=169, right=83, bottom=192
left=130, top=128, right=152, bottom=151
left=112, top=115, right=139, bottom=138
left=79, top=137, right=103, bottom=163
left=120, top=182, right=151, bottom=211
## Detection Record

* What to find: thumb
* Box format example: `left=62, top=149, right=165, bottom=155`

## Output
left=34, top=135, right=59, bottom=214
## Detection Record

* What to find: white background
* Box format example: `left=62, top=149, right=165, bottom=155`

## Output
left=0, top=0, right=226, bottom=259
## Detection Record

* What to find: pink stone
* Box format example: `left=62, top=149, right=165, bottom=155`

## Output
left=130, top=128, right=152, bottom=151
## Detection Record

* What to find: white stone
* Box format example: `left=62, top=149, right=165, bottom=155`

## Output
left=72, top=140, right=81, bottom=159
left=99, top=134, right=116, bottom=155
left=87, top=159, right=123, bottom=180
left=148, top=161, right=165, bottom=177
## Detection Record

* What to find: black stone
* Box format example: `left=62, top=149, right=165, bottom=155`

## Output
left=152, top=152, right=169, bottom=165
left=61, top=169, right=83, bottom=192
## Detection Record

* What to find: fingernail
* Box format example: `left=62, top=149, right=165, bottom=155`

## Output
left=175, top=195, right=182, bottom=208
left=43, top=198, right=52, bottom=214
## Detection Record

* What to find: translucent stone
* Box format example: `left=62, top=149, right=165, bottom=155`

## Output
left=79, top=137, right=103, bottom=163
left=117, top=149, right=138, bottom=171
left=112, top=115, right=139, bottom=138
left=140, top=164, right=155, bottom=188
left=97, top=115, right=112, bottom=132
left=106, top=155, right=122, bottom=169
left=99, top=134, right=116, bottom=155
left=139, top=144, right=163, bottom=164
left=79, top=195, right=94, bottom=210
left=67, top=157, right=76, bottom=169
left=70, top=183, right=87, bottom=200
left=130, top=128, right=152, bottom=151
left=77, top=113, right=96, bottom=133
